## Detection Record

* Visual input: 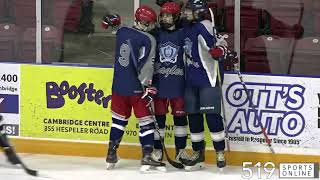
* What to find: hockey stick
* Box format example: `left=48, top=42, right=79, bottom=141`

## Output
left=0, top=115, right=38, bottom=176
left=19, top=161, right=38, bottom=176
left=233, top=70, right=275, bottom=154
left=146, top=104, right=184, bottom=169
left=208, top=8, right=230, bottom=152
left=126, top=39, right=184, bottom=169
left=208, top=8, right=274, bottom=154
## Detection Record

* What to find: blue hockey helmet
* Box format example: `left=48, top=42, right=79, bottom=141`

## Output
left=185, top=0, right=207, bottom=11
left=185, top=0, right=207, bottom=20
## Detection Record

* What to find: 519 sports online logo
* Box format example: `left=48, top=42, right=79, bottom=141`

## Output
left=241, top=161, right=319, bottom=179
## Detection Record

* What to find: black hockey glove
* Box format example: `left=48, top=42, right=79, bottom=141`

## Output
left=101, top=14, right=121, bottom=29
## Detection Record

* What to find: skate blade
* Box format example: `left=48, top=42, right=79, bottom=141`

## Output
left=184, top=162, right=204, bottom=171
left=140, top=165, right=167, bottom=173
left=218, top=167, right=225, bottom=174
left=106, top=163, right=116, bottom=170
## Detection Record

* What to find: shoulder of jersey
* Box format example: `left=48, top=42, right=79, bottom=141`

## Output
left=199, top=20, right=213, bottom=34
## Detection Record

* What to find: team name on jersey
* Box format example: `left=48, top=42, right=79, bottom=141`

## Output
left=155, top=63, right=184, bottom=77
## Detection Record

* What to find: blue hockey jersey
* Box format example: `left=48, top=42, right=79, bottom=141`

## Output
left=184, top=20, right=223, bottom=87
left=153, top=28, right=185, bottom=98
left=112, top=26, right=156, bottom=96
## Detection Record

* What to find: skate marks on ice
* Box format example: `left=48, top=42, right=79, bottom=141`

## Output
left=0, top=153, right=279, bottom=180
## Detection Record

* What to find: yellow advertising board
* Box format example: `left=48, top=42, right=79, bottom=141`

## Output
left=20, top=64, right=181, bottom=144
left=9, top=63, right=319, bottom=166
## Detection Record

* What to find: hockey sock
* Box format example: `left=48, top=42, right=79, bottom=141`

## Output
left=173, top=116, right=188, bottom=150
left=154, top=115, right=165, bottom=150
left=206, top=114, right=225, bottom=151
left=139, top=118, right=155, bottom=147
left=188, top=114, right=205, bottom=151
left=0, top=119, right=10, bottom=148
left=109, top=117, right=128, bottom=142
left=0, top=134, right=10, bottom=148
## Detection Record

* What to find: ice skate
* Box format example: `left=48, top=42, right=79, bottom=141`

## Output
left=184, top=150, right=205, bottom=171
left=175, top=149, right=190, bottom=165
left=151, top=148, right=163, bottom=162
left=106, top=141, right=119, bottom=170
left=216, top=151, right=226, bottom=172
left=140, top=147, right=166, bottom=173
left=3, top=147, right=21, bottom=165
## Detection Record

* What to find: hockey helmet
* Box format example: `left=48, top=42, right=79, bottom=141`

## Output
left=156, top=0, right=173, bottom=7
left=159, top=2, right=181, bottom=29
left=160, top=1, right=181, bottom=15
left=184, top=0, right=207, bottom=20
left=135, top=5, right=157, bottom=23
left=185, top=0, right=207, bottom=11
left=134, top=6, right=157, bottom=32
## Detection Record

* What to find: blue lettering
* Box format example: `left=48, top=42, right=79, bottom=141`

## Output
left=226, top=82, right=306, bottom=137
left=46, top=81, right=111, bottom=109
left=46, top=82, right=65, bottom=108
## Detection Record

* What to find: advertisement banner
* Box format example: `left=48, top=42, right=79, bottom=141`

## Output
left=0, top=63, right=20, bottom=136
left=224, top=74, right=320, bottom=155
left=17, top=63, right=320, bottom=155
left=20, top=64, right=113, bottom=141
left=19, top=64, right=179, bottom=144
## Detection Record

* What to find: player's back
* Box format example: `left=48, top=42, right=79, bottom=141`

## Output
left=112, top=26, right=155, bottom=96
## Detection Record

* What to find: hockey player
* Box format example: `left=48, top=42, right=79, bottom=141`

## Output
left=151, top=1, right=189, bottom=164
left=105, top=5, right=166, bottom=172
left=181, top=0, right=232, bottom=171
left=0, top=115, right=21, bottom=165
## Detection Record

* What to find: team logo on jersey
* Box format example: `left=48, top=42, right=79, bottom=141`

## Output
left=184, top=38, right=192, bottom=58
left=159, top=42, right=179, bottom=64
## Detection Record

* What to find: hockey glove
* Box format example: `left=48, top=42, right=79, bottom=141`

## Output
left=226, top=50, right=238, bottom=61
left=101, top=14, right=121, bottom=29
left=208, top=45, right=228, bottom=60
left=216, top=34, right=229, bottom=47
left=141, top=87, right=157, bottom=107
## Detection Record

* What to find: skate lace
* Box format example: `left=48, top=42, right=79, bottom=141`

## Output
left=177, top=149, right=189, bottom=160
left=151, top=149, right=163, bottom=161
left=189, top=151, right=200, bottom=161
left=216, top=152, right=225, bottom=161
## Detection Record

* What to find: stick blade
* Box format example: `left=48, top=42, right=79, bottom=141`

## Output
left=163, top=148, right=184, bottom=169
left=25, top=169, right=38, bottom=176
left=21, top=163, right=38, bottom=176
left=167, top=159, right=184, bottom=169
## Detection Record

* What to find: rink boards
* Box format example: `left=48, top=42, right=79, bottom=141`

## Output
left=0, top=63, right=319, bottom=166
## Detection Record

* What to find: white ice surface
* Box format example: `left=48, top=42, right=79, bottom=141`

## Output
left=0, top=153, right=311, bottom=180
